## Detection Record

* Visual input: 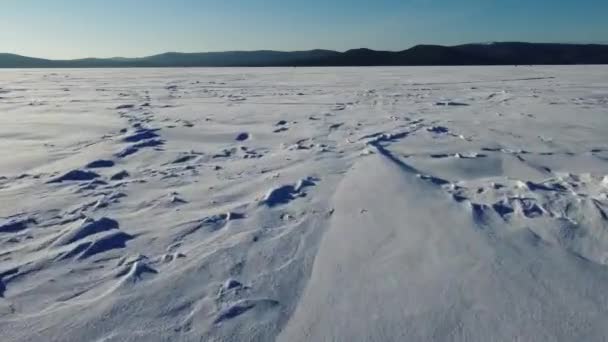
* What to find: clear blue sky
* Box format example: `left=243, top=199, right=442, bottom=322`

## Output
left=2, top=0, right=607, bottom=59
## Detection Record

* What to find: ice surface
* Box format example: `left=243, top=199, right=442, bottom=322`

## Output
left=1, top=66, right=608, bottom=341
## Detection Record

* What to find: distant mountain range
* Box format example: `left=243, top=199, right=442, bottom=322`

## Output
left=2, top=42, right=608, bottom=68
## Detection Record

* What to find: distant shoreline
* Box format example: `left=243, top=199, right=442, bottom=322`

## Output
left=2, top=42, right=608, bottom=68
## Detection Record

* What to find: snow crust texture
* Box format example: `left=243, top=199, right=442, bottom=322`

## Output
left=1, top=66, right=608, bottom=341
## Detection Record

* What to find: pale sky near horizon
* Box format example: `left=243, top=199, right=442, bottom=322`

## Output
left=2, top=0, right=607, bottom=59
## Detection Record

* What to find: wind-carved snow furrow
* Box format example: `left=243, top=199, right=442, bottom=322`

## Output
left=446, top=173, right=608, bottom=265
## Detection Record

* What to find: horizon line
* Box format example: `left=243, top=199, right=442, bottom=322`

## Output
left=4, top=40, right=608, bottom=61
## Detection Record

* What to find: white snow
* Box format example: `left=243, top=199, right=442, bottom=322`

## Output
left=1, top=66, right=608, bottom=341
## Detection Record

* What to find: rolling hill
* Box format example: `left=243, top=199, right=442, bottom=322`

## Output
left=2, top=42, right=608, bottom=68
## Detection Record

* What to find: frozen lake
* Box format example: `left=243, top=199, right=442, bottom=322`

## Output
left=1, top=66, right=608, bottom=341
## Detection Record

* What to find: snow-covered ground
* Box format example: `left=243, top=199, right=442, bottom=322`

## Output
left=1, top=66, right=608, bottom=341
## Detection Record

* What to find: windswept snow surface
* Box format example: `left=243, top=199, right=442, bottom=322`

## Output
left=1, top=66, right=608, bottom=341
